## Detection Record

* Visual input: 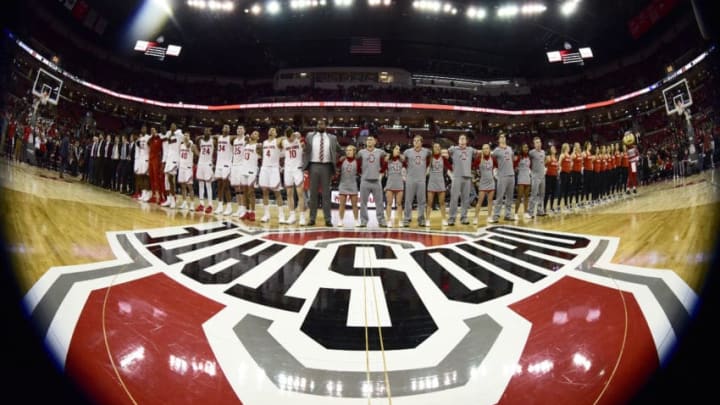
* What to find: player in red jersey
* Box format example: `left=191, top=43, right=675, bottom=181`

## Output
left=147, top=127, right=165, bottom=204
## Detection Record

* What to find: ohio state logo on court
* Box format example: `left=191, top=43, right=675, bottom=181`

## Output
left=24, top=223, right=697, bottom=405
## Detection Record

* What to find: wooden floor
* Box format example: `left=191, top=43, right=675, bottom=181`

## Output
left=2, top=157, right=719, bottom=295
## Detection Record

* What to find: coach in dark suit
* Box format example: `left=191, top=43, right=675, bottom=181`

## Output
left=303, top=119, right=341, bottom=226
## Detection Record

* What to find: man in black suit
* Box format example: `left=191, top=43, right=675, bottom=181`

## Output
left=303, top=119, right=342, bottom=226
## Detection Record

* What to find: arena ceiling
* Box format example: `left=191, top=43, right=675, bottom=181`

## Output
left=16, top=0, right=695, bottom=80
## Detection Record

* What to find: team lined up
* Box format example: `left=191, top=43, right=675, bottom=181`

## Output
left=127, top=123, right=641, bottom=227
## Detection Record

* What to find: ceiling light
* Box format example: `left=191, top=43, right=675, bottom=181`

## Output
left=266, top=1, right=281, bottom=14
left=560, top=0, right=579, bottom=16
left=497, top=4, right=519, bottom=18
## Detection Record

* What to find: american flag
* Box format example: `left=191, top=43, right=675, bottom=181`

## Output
left=350, top=37, right=382, bottom=54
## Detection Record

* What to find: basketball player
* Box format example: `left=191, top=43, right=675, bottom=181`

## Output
left=195, top=128, right=216, bottom=214
left=426, top=143, right=451, bottom=227
left=230, top=125, right=247, bottom=217
left=474, top=144, right=496, bottom=224
left=514, top=143, right=531, bottom=218
left=336, top=145, right=360, bottom=227
left=489, top=133, right=515, bottom=223
left=147, top=127, right=164, bottom=204
left=527, top=136, right=546, bottom=217
left=447, top=134, right=479, bottom=226
left=384, top=144, right=405, bottom=228
left=177, top=131, right=198, bottom=211
left=357, top=135, right=387, bottom=228
left=213, top=125, right=234, bottom=216
left=239, top=130, right=261, bottom=221
left=258, top=127, right=284, bottom=223
left=161, top=123, right=183, bottom=209
left=402, top=135, right=431, bottom=227
left=134, top=125, right=151, bottom=202
left=279, top=128, right=305, bottom=225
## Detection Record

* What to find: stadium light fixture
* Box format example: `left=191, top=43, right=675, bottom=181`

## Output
left=560, top=0, right=579, bottom=16
left=497, top=4, right=519, bottom=18
left=250, top=3, right=263, bottom=14
left=520, top=3, right=546, bottom=15
left=266, top=1, right=281, bottom=14
left=334, top=0, right=353, bottom=7
left=466, top=6, right=487, bottom=20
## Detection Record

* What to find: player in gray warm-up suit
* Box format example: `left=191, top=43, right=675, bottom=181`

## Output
left=402, top=135, right=431, bottom=227
left=490, top=133, right=515, bottom=223
left=447, top=134, right=479, bottom=225
left=527, top=136, right=547, bottom=217
left=357, top=136, right=387, bottom=227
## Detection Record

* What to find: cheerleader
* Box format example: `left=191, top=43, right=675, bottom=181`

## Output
left=544, top=145, right=559, bottom=214
left=384, top=144, right=405, bottom=228
left=426, top=143, right=452, bottom=227
left=570, top=142, right=583, bottom=209
left=336, top=145, right=361, bottom=227
left=558, top=143, right=572, bottom=212
left=582, top=141, right=595, bottom=207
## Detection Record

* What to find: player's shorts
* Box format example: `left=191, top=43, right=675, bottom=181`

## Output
left=164, top=160, right=178, bottom=174
left=239, top=173, right=257, bottom=187
left=196, top=163, right=214, bottom=181
left=230, top=165, right=245, bottom=187
left=259, top=166, right=281, bottom=190
left=214, top=162, right=231, bottom=180
left=134, top=159, right=148, bottom=175
left=283, top=167, right=304, bottom=187
left=178, top=166, right=194, bottom=184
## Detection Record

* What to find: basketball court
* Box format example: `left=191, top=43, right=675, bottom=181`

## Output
left=1, top=155, right=718, bottom=404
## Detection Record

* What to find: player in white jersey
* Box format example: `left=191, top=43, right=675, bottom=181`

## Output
left=258, top=127, right=285, bottom=223
left=279, top=127, right=305, bottom=225
left=239, top=130, right=261, bottom=222
left=212, top=125, right=234, bottom=215
left=177, top=131, right=198, bottom=211
left=195, top=128, right=216, bottom=214
left=230, top=125, right=248, bottom=217
left=133, top=125, right=151, bottom=202
left=161, top=123, right=184, bottom=209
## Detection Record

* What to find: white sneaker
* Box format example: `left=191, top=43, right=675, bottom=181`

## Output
left=169, top=196, right=176, bottom=209
left=141, top=191, right=151, bottom=202
left=424, top=220, right=431, bottom=227
left=232, top=208, right=242, bottom=217
left=278, top=213, right=286, bottom=224
left=223, top=205, right=233, bottom=216
left=161, top=197, right=171, bottom=207
left=214, top=202, right=224, bottom=214
left=299, top=215, right=307, bottom=226
left=487, top=217, right=498, bottom=223
left=524, top=213, right=533, bottom=220
left=441, top=219, right=448, bottom=226
left=237, top=206, right=246, bottom=218
left=187, top=202, right=194, bottom=212
left=472, top=218, right=478, bottom=225
left=261, top=213, right=270, bottom=223
left=337, top=222, right=344, bottom=228
left=354, top=220, right=362, bottom=227
left=179, top=201, right=188, bottom=211
left=286, top=212, right=296, bottom=225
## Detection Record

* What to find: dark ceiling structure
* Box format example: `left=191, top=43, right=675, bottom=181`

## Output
left=13, top=0, right=700, bottom=80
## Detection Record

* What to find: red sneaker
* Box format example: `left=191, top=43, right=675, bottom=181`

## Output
left=247, top=212, right=255, bottom=221
left=159, top=198, right=167, bottom=206
left=240, top=212, right=249, bottom=220
left=132, top=193, right=140, bottom=199
left=204, top=205, right=213, bottom=214
left=195, top=204, right=204, bottom=212
left=147, top=197, right=158, bottom=204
